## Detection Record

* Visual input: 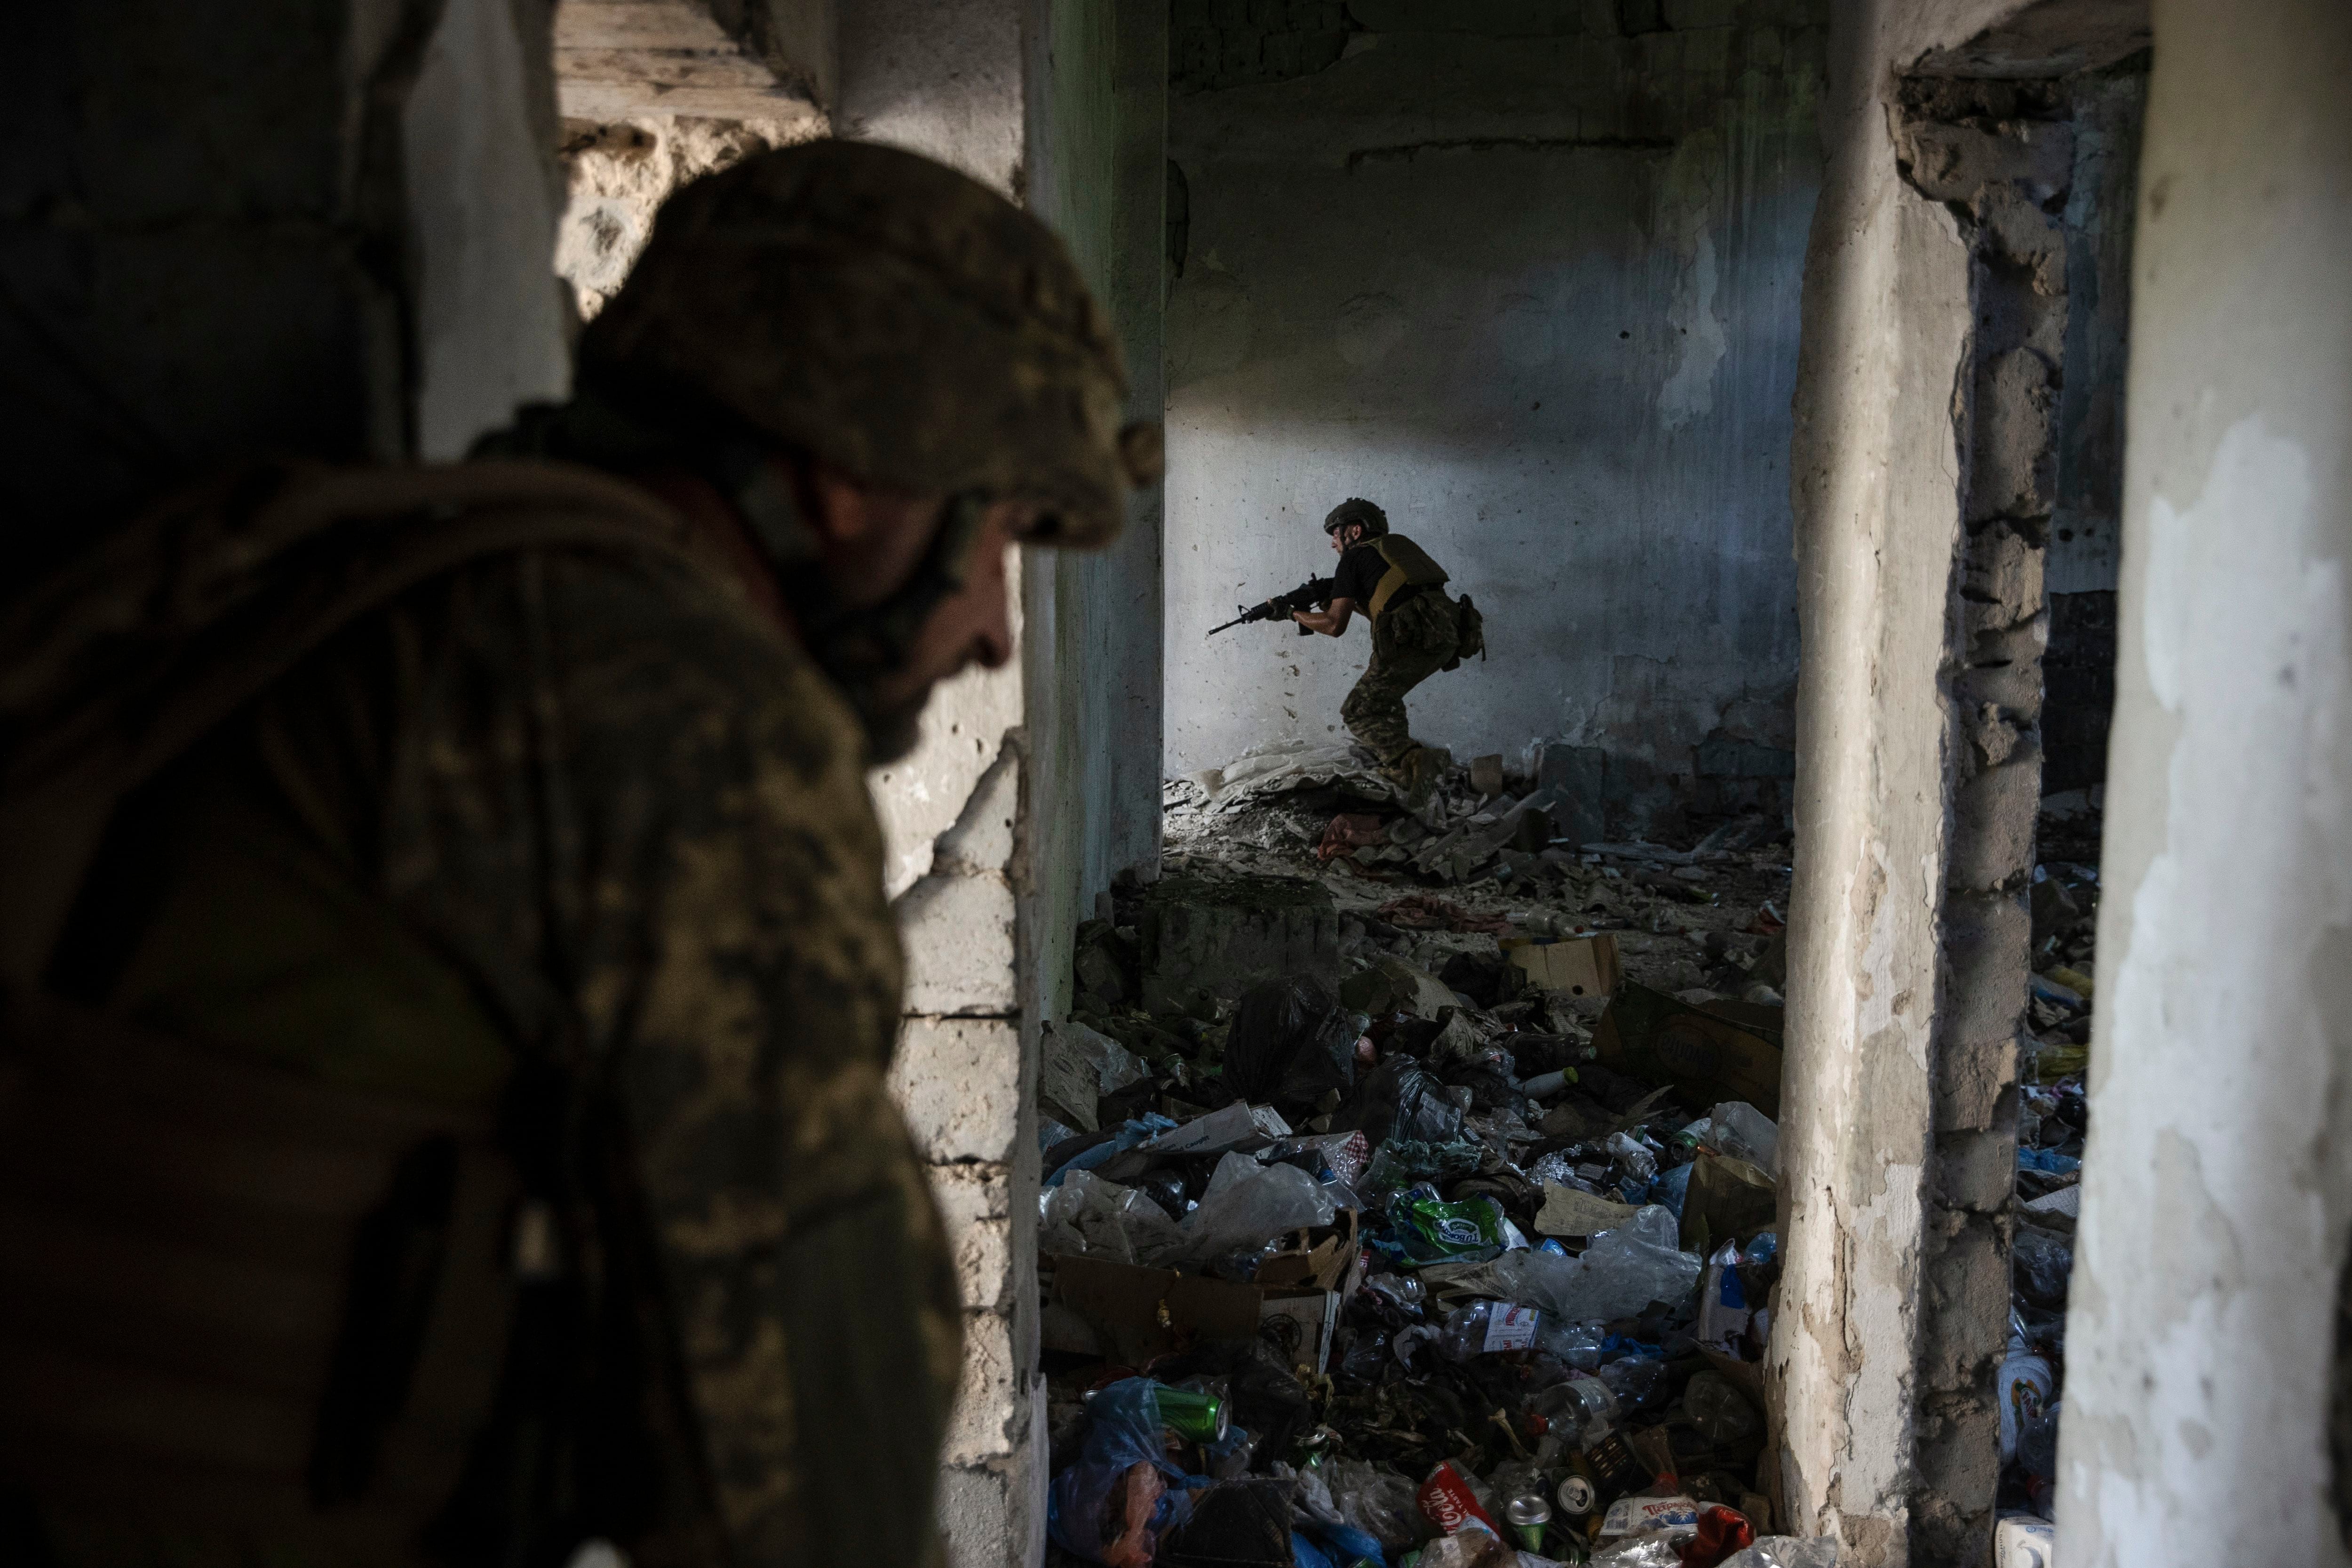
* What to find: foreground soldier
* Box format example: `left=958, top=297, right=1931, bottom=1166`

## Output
left=1290, top=498, right=1482, bottom=804
left=0, top=143, right=1154, bottom=1567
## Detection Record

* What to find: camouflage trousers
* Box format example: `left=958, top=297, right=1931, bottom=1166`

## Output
left=1342, top=593, right=1460, bottom=780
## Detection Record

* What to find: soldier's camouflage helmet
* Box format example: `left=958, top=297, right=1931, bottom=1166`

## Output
left=581, top=140, right=1160, bottom=548
left=1324, top=498, right=1388, bottom=538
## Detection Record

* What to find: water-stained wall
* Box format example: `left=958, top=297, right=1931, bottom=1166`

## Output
left=1162, top=0, right=1825, bottom=834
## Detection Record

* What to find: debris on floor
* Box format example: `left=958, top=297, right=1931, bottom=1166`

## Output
left=1041, top=742, right=1833, bottom=1567
left=1998, top=811, right=2100, bottom=1537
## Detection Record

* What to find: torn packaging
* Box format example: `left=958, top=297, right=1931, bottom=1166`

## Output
left=1040, top=1254, right=1344, bottom=1374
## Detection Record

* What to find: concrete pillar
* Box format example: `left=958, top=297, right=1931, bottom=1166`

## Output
left=2055, top=2, right=2352, bottom=1563
left=1774, top=5, right=2144, bottom=1561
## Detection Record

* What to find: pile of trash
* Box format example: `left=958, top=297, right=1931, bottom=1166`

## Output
left=1037, top=751, right=1828, bottom=1567
left=1994, top=838, right=2100, bottom=1550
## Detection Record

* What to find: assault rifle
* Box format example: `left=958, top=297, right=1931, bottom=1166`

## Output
left=1205, top=574, right=1335, bottom=637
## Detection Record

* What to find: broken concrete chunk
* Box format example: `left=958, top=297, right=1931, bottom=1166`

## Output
left=1136, top=872, right=1341, bottom=1016
left=1469, top=753, right=1505, bottom=795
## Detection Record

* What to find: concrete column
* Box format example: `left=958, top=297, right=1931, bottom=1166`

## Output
left=2055, top=2, right=2352, bottom=1563
left=1774, top=6, right=2143, bottom=1561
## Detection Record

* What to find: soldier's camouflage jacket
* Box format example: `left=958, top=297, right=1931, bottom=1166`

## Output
left=0, top=460, right=961, bottom=1568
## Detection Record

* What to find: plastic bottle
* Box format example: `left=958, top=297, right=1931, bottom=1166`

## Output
left=1531, top=1371, right=1620, bottom=1447
left=1437, top=1300, right=1545, bottom=1361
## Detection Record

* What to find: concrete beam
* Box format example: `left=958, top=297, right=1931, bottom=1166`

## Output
left=552, top=0, right=829, bottom=125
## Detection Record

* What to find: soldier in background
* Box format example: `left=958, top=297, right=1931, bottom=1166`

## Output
left=0, top=141, right=1156, bottom=1568
left=1290, top=497, right=1483, bottom=806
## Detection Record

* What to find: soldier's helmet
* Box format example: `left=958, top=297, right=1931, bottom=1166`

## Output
left=1324, top=498, right=1388, bottom=539
left=580, top=140, right=1159, bottom=548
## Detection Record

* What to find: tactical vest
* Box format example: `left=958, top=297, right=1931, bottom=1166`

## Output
left=0, top=462, right=737, bottom=1565
left=1362, top=533, right=1449, bottom=619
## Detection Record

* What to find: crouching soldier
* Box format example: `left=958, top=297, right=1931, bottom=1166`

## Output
left=1290, top=497, right=1483, bottom=805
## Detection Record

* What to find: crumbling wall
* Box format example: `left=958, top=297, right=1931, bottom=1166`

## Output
left=556, top=116, right=823, bottom=319
left=2, top=0, right=569, bottom=572
left=1160, top=0, right=1826, bottom=837
left=1891, top=79, right=2071, bottom=1564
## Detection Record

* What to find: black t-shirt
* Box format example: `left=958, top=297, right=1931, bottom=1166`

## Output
left=1331, top=540, right=1419, bottom=612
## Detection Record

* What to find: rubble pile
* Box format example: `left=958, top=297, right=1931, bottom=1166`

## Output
left=1994, top=805, right=2101, bottom=1548
left=1037, top=744, right=1830, bottom=1568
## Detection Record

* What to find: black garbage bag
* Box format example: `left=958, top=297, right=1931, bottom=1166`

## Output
left=1439, top=949, right=1514, bottom=1009
left=1223, top=975, right=1361, bottom=1115
left=1156, top=1478, right=1295, bottom=1568
left=2013, top=1223, right=2074, bottom=1310
left=1335, top=1053, right=1464, bottom=1149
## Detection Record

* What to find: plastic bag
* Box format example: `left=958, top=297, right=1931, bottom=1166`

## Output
left=1322, top=1457, right=1426, bottom=1550
left=1176, top=1151, right=1336, bottom=1266
left=1042, top=1169, right=1187, bottom=1266
left=1590, top=1535, right=1688, bottom=1567
left=1719, top=1538, right=1842, bottom=1568
left=1387, top=1187, right=1511, bottom=1265
left=1473, top=1226, right=1705, bottom=1321
left=1652, top=1161, right=1695, bottom=1218
left=1706, top=1102, right=1779, bottom=1174
left=1049, top=1113, right=1181, bottom=1187
left=1048, top=1379, right=1198, bottom=1566
left=1224, top=975, right=1364, bottom=1115
left=1997, top=1315, right=2054, bottom=1466
left=1340, top=1054, right=1466, bottom=1147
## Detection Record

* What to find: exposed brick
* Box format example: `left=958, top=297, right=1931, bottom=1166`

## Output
left=890, top=1017, right=1024, bottom=1164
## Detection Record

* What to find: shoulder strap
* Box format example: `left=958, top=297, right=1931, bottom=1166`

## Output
left=0, top=460, right=724, bottom=985
left=1374, top=533, right=1450, bottom=586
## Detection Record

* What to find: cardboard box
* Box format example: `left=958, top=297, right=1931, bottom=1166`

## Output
left=1040, top=1252, right=1343, bottom=1374
left=1594, top=983, right=1782, bottom=1117
left=1254, top=1209, right=1360, bottom=1293
left=1501, top=932, right=1621, bottom=999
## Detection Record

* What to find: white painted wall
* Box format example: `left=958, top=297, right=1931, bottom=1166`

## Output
left=407, top=0, right=573, bottom=459
left=1162, top=11, right=1822, bottom=829
left=2057, top=1, right=2352, bottom=1562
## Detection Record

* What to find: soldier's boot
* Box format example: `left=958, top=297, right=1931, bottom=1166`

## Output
left=1403, top=745, right=1449, bottom=809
